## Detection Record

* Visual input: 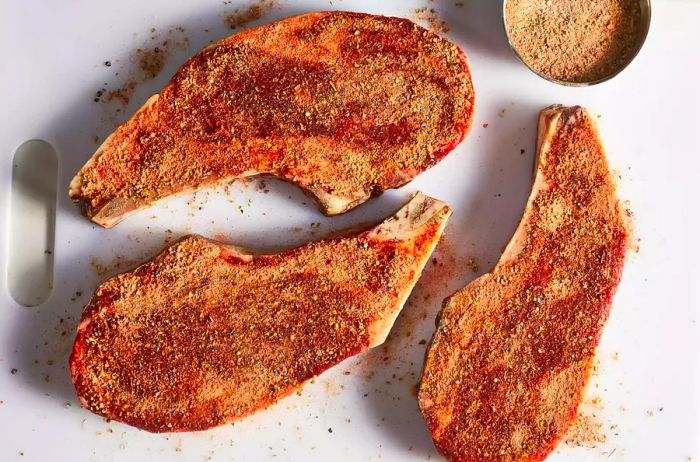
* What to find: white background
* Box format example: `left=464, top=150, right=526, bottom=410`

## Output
left=0, top=0, right=698, bottom=460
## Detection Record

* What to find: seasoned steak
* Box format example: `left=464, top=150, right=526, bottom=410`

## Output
left=70, top=12, right=474, bottom=227
left=419, top=106, right=628, bottom=462
left=70, top=193, right=451, bottom=432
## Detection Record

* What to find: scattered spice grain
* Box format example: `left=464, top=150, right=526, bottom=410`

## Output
left=136, top=48, right=167, bottom=80
left=414, top=7, right=450, bottom=34
left=225, top=0, right=278, bottom=29
left=564, top=411, right=607, bottom=447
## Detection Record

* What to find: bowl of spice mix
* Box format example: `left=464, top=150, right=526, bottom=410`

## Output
left=503, top=0, right=651, bottom=85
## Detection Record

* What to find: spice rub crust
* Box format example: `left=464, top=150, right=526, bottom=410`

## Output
left=70, top=193, right=451, bottom=432
left=70, top=11, right=475, bottom=227
left=418, top=106, right=628, bottom=462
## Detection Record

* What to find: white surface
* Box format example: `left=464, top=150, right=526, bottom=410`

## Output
left=1, top=1, right=699, bottom=461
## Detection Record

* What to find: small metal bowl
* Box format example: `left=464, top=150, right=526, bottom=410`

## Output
left=502, top=0, right=651, bottom=86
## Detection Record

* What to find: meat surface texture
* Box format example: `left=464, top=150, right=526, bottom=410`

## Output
left=69, top=11, right=475, bottom=227
left=70, top=192, right=451, bottom=432
left=418, top=106, right=628, bottom=462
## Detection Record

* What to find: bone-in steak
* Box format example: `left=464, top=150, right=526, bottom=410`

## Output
left=70, top=193, right=451, bottom=432
left=69, top=12, right=474, bottom=227
left=418, top=106, right=628, bottom=462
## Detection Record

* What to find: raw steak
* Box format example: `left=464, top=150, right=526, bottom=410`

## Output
left=419, top=106, right=628, bottom=462
left=70, top=192, right=451, bottom=432
left=69, top=12, right=474, bottom=227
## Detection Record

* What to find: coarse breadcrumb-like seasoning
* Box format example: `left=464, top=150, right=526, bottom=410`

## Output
left=506, top=0, right=643, bottom=83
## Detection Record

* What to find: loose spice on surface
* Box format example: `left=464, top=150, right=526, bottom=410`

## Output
left=225, top=0, right=278, bottom=29
left=90, top=255, right=139, bottom=277
left=413, top=7, right=450, bottom=34
left=564, top=411, right=607, bottom=447
left=96, top=27, right=189, bottom=107
left=136, top=47, right=167, bottom=80
left=505, top=0, right=643, bottom=82
left=106, top=80, right=137, bottom=105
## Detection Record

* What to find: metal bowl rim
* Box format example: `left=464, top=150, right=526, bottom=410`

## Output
left=501, top=0, right=652, bottom=87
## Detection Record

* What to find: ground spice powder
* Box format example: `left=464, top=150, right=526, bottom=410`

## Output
left=505, top=0, right=643, bottom=83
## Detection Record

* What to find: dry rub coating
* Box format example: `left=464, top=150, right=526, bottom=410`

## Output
left=70, top=193, right=451, bottom=432
left=69, top=11, right=474, bottom=227
left=418, top=106, right=628, bottom=462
